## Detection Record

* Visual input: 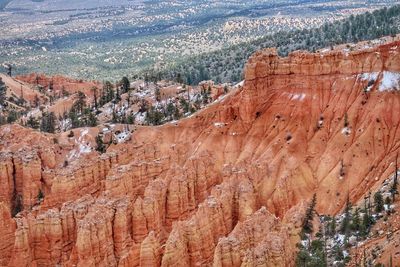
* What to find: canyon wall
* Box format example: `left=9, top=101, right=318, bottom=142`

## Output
left=1, top=41, right=400, bottom=266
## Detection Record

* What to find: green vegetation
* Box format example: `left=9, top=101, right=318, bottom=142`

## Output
left=390, top=154, right=398, bottom=201
left=374, top=191, right=384, bottom=213
left=7, top=110, right=19, bottom=124
left=67, top=91, right=98, bottom=128
left=40, top=112, right=56, bottom=133
left=37, top=189, right=44, bottom=201
left=26, top=116, right=40, bottom=129
left=95, top=134, right=106, bottom=153
left=296, top=194, right=327, bottom=267
left=120, top=77, right=130, bottom=94
left=301, top=193, right=317, bottom=236
left=146, top=5, right=400, bottom=85
left=0, top=77, right=5, bottom=105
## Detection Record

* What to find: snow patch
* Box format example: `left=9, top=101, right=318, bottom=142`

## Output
left=358, top=72, right=378, bottom=82
left=115, top=131, right=131, bottom=143
left=379, top=71, right=400, bottom=91
left=214, top=122, right=225, bottom=128
left=341, top=127, right=351, bottom=135
left=290, top=93, right=306, bottom=101
left=234, top=80, right=244, bottom=88
left=79, top=144, right=91, bottom=153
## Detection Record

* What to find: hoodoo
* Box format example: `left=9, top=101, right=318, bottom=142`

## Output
left=1, top=40, right=400, bottom=266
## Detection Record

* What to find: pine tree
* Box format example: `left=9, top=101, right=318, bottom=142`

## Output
left=127, top=113, right=135, bottom=124
left=37, top=189, right=44, bottom=201
left=391, top=153, right=398, bottom=202
left=73, top=91, right=86, bottom=114
left=91, top=86, right=98, bottom=110
left=180, top=97, right=189, bottom=114
left=302, top=193, right=317, bottom=237
left=0, top=114, right=6, bottom=125
left=95, top=135, right=106, bottom=153
left=87, top=112, right=98, bottom=127
left=7, top=110, right=18, bottom=123
left=360, top=198, right=373, bottom=238
left=340, top=195, right=352, bottom=239
left=121, top=76, right=130, bottom=93
left=351, top=207, right=361, bottom=232
left=111, top=108, right=119, bottom=123
left=329, top=216, right=336, bottom=237
left=40, top=112, right=56, bottom=133
left=103, top=81, right=114, bottom=103
left=224, top=85, right=228, bottom=94
left=26, top=116, right=39, bottom=129
left=0, top=77, right=6, bottom=105
left=69, top=110, right=80, bottom=129
left=166, top=102, right=175, bottom=119
left=115, top=86, right=121, bottom=103
left=374, top=191, right=384, bottom=213
left=155, top=86, right=161, bottom=102
left=173, top=107, right=181, bottom=120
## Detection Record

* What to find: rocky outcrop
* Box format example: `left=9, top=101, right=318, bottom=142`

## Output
left=16, top=73, right=100, bottom=97
left=212, top=207, right=297, bottom=267
left=0, top=202, right=16, bottom=266
left=1, top=40, right=400, bottom=266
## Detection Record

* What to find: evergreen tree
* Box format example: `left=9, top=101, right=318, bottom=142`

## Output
left=302, top=193, right=317, bottom=237
left=127, top=113, right=135, bottom=124
left=340, top=195, right=352, bottom=239
left=73, top=91, right=86, bottom=114
left=91, top=86, right=98, bottom=110
left=139, top=99, right=148, bottom=113
left=0, top=114, right=6, bottom=125
left=87, top=112, right=98, bottom=127
left=115, top=87, right=121, bottom=103
left=7, top=110, right=18, bottom=123
left=37, top=189, right=44, bottom=201
left=295, top=227, right=327, bottom=267
left=166, top=102, right=175, bottom=119
left=176, top=73, right=183, bottom=84
left=26, top=116, right=39, bottom=129
left=69, top=110, right=80, bottom=129
left=0, top=77, right=6, bottom=105
left=40, top=112, right=56, bottom=133
left=121, top=77, right=130, bottom=93
left=155, top=86, right=161, bottom=102
left=103, top=81, right=114, bottom=103
left=173, top=106, right=181, bottom=120
left=145, top=106, right=164, bottom=125
left=391, top=153, right=398, bottom=202
left=374, top=191, right=384, bottom=213
left=111, top=108, right=119, bottom=123
left=328, top=216, right=336, bottom=237
left=361, top=201, right=373, bottom=238
left=351, top=207, right=361, bottom=232
left=95, top=135, right=106, bottom=153
left=180, top=97, right=190, bottom=114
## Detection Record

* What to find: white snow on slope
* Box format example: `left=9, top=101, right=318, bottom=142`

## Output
left=291, top=93, right=306, bottom=101
left=358, top=72, right=378, bottom=82
left=379, top=71, right=400, bottom=91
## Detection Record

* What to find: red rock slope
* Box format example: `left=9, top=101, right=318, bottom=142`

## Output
left=1, top=40, right=400, bottom=266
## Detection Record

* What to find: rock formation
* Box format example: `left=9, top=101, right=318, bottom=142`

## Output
left=1, top=40, right=400, bottom=266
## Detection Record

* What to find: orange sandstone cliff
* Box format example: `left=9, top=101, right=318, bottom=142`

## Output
left=1, top=41, right=400, bottom=266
